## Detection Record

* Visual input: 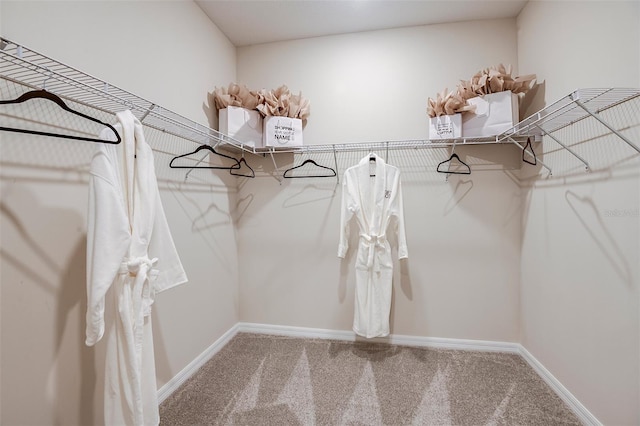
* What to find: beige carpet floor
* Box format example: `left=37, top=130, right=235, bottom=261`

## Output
left=160, top=333, right=582, bottom=425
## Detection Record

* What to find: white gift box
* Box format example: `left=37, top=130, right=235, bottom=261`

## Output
left=428, top=113, right=462, bottom=139
left=462, top=91, right=519, bottom=138
left=263, top=116, right=304, bottom=148
left=219, top=106, right=263, bottom=148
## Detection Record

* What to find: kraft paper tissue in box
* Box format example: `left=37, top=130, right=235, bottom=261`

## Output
left=219, top=106, right=264, bottom=148
left=263, top=116, right=303, bottom=148
left=462, top=91, right=519, bottom=138
left=428, top=114, right=462, bottom=139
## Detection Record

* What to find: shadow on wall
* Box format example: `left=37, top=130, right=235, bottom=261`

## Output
left=338, top=242, right=355, bottom=305
left=443, top=178, right=474, bottom=215
left=565, top=190, right=633, bottom=286
left=284, top=182, right=340, bottom=245
left=191, top=201, right=232, bottom=231
left=520, top=81, right=547, bottom=122
left=402, top=142, right=525, bottom=239
left=1, top=184, right=98, bottom=425
left=233, top=193, right=254, bottom=226
left=386, top=219, right=412, bottom=302
left=165, top=181, right=238, bottom=276
left=387, top=222, right=412, bottom=334
left=282, top=183, right=338, bottom=209
left=54, top=233, right=97, bottom=425
left=203, top=90, right=219, bottom=135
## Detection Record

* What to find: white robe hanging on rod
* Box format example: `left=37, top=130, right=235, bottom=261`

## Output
left=86, top=110, right=187, bottom=426
left=338, top=153, right=408, bottom=338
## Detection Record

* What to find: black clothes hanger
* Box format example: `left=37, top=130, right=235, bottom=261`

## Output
left=0, top=89, right=121, bottom=144
left=169, top=144, right=241, bottom=169
left=436, top=152, right=471, bottom=175
left=283, top=158, right=337, bottom=178
left=369, top=153, right=376, bottom=176
left=230, top=157, right=255, bottom=178
left=522, top=137, right=537, bottom=166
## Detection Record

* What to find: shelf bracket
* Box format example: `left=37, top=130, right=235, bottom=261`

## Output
left=140, top=104, right=155, bottom=122
left=445, top=138, right=458, bottom=182
left=506, top=136, right=552, bottom=175
left=268, top=148, right=282, bottom=183
left=333, top=145, right=339, bottom=184
left=571, top=95, right=640, bottom=154
left=533, top=124, right=590, bottom=171
left=184, top=153, right=209, bottom=181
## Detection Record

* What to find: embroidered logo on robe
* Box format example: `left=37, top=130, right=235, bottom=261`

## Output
left=385, top=190, right=391, bottom=198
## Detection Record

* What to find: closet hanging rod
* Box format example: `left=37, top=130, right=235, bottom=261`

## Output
left=248, top=137, right=522, bottom=155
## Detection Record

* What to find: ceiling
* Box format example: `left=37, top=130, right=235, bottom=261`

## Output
left=196, top=0, right=529, bottom=47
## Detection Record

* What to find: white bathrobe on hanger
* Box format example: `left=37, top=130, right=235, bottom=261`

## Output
left=86, top=110, right=187, bottom=426
left=338, top=153, right=408, bottom=338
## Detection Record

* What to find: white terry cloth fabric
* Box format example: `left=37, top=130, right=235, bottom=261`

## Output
left=338, top=153, right=408, bottom=338
left=86, top=110, right=188, bottom=426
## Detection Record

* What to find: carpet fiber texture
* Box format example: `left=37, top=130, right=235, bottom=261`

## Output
left=160, top=333, right=582, bottom=425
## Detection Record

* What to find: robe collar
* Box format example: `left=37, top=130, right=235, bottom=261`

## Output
left=114, top=110, right=156, bottom=257
left=356, top=153, right=386, bottom=234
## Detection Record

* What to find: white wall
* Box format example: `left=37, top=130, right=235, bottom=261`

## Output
left=239, top=19, right=520, bottom=145
left=517, top=1, right=640, bottom=424
left=236, top=19, right=523, bottom=342
left=0, top=1, right=238, bottom=425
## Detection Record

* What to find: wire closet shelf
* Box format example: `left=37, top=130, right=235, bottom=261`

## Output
left=0, top=37, right=511, bottom=154
left=497, top=88, right=639, bottom=145
left=1, top=37, right=638, bottom=159
left=0, top=37, right=245, bottom=149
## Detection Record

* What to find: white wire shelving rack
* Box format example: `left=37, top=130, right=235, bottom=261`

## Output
left=1, top=37, right=638, bottom=178
left=497, top=87, right=640, bottom=174
left=0, top=37, right=246, bottom=151
left=0, top=38, right=509, bottom=156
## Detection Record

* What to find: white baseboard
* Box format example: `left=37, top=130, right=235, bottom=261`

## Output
left=157, top=323, right=240, bottom=403
left=160, top=322, right=600, bottom=426
left=517, top=344, right=601, bottom=426
left=236, top=322, right=520, bottom=353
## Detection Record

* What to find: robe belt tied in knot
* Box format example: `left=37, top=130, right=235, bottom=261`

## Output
left=118, top=256, right=158, bottom=318
left=360, top=233, right=386, bottom=272
left=124, top=256, right=158, bottom=276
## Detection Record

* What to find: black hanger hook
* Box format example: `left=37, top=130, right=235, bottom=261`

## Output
left=170, top=144, right=241, bottom=170
left=522, top=137, right=537, bottom=166
left=436, top=151, right=471, bottom=175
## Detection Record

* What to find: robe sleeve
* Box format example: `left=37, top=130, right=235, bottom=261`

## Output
left=148, top=188, right=188, bottom=293
left=392, top=174, right=408, bottom=260
left=338, top=173, right=355, bottom=258
left=85, top=149, right=130, bottom=346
